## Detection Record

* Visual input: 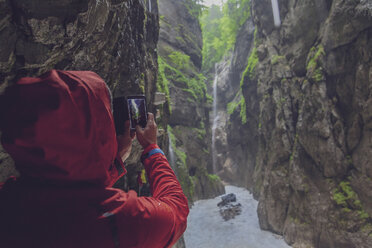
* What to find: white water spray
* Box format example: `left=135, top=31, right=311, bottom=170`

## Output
left=168, top=134, right=177, bottom=176
left=212, top=69, right=219, bottom=173
left=271, top=0, right=281, bottom=27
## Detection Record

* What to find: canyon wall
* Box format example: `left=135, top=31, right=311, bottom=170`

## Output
left=214, top=0, right=372, bottom=247
left=0, top=0, right=159, bottom=185
left=158, top=0, right=225, bottom=203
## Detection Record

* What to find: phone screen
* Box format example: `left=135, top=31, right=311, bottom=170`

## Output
left=127, top=96, right=147, bottom=130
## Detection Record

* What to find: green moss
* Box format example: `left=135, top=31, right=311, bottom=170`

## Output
left=159, top=53, right=207, bottom=104
left=206, top=93, right=213, bottom=104
left=207, top=174, right=220, bottom=182
left=227, top=100, right=240, bottom=114
left=192, top=127, right=206, bottom=140
left=182, top=0, right=203, bottom=19
left=358, top=210, right=369, bottom=220
left=307, top=45, right=325, bottom=82
left=361, top=223, right=372, bottom=235
left=307, top=45, right=325, bottom=72
left=226, top=90, right=247, bottom=124
left=168, top=51, right=191, bottom=70
left=333, top=181, right=370, bottom=220
left=240, top=46, right=258, bottom=87
left=240, top=96, right=247, bottom=124
left=167, top=125, right=194, bottom=201
left=157, top=56, right=171, bottom=112
left=313, top=68, right=324, bottom=82
left=271, top=55, right=285, bottom=65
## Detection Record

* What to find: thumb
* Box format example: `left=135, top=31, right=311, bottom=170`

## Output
left=136, top=125, right=144, bottom=137
left=135, top=125, right=145, bottom=147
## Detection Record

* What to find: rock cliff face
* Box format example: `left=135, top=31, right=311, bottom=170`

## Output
left=0, top=0, right=159, bottom=184
left=157, top=0, right=225, bottom=202
left=214, top=0, right=372, bottom=247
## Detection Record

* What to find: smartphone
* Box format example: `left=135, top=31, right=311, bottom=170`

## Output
left=127, top=95, right=147, bottom=130
left=113, top=96, right=129, bottom=135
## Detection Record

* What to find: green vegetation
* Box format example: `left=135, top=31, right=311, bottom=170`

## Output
left=240, top=96, right=247, bottom=124
left=307, top=45, right=325, bottom=71
left=157, top=51, right=207, bottom=107
left=332, top=181, right=370, bottom=220
left=167, top=126, right=195, bottom=200
left=193, top=126, right=206, bottom=140
left=361, top=223, right=372, bottom=237
left=225, top=44, right=258, bottom=124
left=227, top=100, right=240, bottom=114
left=271, top=55, right=285, bottom=65
left=241, top=46, right=258, bottom=87
left=168, top=51, right=191, bottom=70
left=313, top=68, right=323, bottom=82
left=200, top=0, right=251, bottom=72
left=183, top=0, right=204, bottom=19
left=307, top=45, right=325, bottom=82
left=207, top=173, right=221, bottom=182
left=226, top=90, right=247, bottom=124
left=157, top=56, right=171, bottom=112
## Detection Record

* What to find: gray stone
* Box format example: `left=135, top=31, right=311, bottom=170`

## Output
left=0, top=0, right=159, bottom=190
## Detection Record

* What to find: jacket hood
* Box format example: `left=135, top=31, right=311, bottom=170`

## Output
left=0, top=70, right=119, bottom=186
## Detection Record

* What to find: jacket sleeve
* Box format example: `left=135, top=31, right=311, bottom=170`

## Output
left=116, top=144, right=189, bottom=248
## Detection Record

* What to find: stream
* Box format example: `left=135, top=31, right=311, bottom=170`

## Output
left=184, top=185, right=291, bottom=248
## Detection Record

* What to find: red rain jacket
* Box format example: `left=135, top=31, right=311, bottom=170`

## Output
left=0, top=70, right=189, bottom=248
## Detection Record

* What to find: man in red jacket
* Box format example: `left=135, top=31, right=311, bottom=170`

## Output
left=0, top=70, right=189, bottom=248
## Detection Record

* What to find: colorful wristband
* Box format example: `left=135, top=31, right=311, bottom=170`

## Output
left=141, top=148, right=165, bottom=163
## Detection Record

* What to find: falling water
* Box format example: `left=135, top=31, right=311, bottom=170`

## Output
left=212, top=69, right=218, bottom=173
left=271, top=0, right=281, bottom=27
left=168, top=134, right=177, bottom=175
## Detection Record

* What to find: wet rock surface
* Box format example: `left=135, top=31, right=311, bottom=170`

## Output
left=158, top=0, right=225, bottom=203
left=218, top=193, right=237, bottom=207
left=213, top=0, right=372, bottom=247
left=217, top=193, right=242, bottom=221
left=0, top=0, right=159, bottom=184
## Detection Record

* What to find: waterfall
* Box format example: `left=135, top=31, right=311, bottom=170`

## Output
left=168, top=134, right=177, bottom=175
left=212, top=69, right=218, bottom=173
left=271, top=0, right=281, bottom=27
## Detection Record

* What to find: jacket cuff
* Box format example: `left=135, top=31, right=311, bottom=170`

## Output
left=141, top=144, right=164, bottom=163
left=142, top=144, right=160, bottom=155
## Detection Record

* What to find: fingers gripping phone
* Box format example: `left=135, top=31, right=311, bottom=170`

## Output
left=127, top=95, right=147, bottom=130
left=113, top=95, right=147, bottom=135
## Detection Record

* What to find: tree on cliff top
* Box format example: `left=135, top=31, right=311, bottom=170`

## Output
left=201, top=0, right=250, bottom=73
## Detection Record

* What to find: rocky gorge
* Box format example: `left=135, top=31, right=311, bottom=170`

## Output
left=1, top=0, right=372, bottom=247
left=0, top=0, right=159, bottom=183
left=157, top=0, right=225, bottom=203
left=212, top=0, right=372, bottom=247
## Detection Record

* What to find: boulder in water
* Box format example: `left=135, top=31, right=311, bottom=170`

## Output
left=217, top=193, right=237, bottom=207
left=218, top=193, right=242, bottom=221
